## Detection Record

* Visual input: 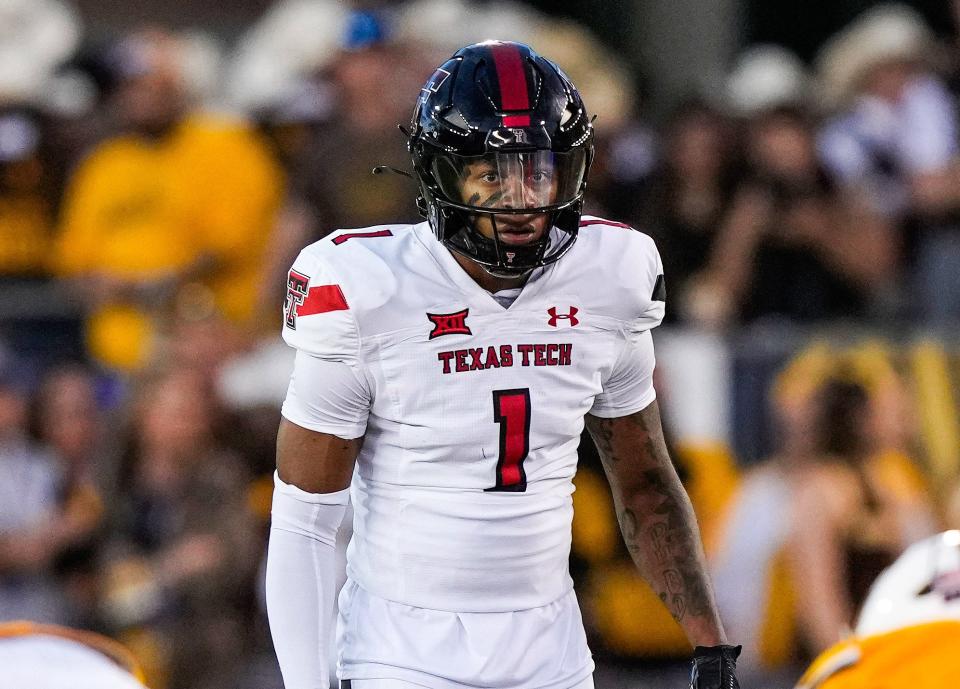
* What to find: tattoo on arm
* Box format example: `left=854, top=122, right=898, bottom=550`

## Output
left=635, top=466, right=710, bottom=621
left=619, top=506, right=641, bottom=555
left=588, top=415, right=616, bottom=463
left=586, top=405, right=714, bottom=626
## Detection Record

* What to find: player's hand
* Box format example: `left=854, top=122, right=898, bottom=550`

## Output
left=689, top=644, right=741, bottom=689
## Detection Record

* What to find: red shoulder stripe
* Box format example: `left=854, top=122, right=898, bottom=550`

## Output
left=298, top=284, right=348, bottom=316
left=579, top=218, right=633, bottom=230
left=332, top=229, right=393, bottom=245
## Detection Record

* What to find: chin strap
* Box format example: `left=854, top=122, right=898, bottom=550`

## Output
left=446, top=220, right=541, bottom=265
left=482, top=263, right=534, bottom=279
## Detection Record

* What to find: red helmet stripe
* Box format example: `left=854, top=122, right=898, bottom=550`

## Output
left=502, top=114, right=531, bottom=127
left=490, top=43, right=530, bottom=112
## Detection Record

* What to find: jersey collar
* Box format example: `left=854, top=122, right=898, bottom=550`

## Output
left=412, top=221, right=555, bottom=312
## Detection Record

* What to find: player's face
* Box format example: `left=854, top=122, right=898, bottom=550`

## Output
left=458, top=155, right=557, bottom=246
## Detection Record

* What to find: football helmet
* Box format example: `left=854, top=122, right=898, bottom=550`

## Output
left=408, top=41, right=594, bottom=277
left=856, top=530, right=960, bottom=637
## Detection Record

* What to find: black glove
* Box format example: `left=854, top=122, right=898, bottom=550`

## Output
left=689, top=644, right=741, bottom=689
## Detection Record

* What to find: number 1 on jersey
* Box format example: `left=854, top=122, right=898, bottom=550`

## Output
left=487, top=388, right=531, bottom=492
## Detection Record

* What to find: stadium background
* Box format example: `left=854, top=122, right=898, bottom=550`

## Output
left=1, top=0, right=959, bottom=687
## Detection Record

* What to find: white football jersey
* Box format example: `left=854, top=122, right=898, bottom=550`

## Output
left=281, top=216, right=665, bottom=612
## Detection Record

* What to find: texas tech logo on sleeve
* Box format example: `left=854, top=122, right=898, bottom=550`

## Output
left=284, top=269, right=349, bottom=329
left=285, top=270, right=310, bottom=329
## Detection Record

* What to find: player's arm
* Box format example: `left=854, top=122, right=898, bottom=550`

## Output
left=585, top=402, right=723, bottom=643
left=585, top=401, right=741, bottom=688
left=267, top=246, right=370, bottom=688
left=276, top=419, right=360, bottom=493
left=268, top=422, right=357, bottom=689
left=588, top=229, right=739, bottom=684
left=267, top=362, right=367, bottom=689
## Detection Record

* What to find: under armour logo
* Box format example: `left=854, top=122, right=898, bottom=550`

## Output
left=547, top=306, right=579, bottom=327
left=427, top=308, right=472, bottom=339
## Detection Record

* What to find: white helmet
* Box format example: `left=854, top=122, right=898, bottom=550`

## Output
left=856, top=530, right=960, bottom=637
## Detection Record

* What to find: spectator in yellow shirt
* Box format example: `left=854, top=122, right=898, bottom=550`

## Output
left=56, top=29, right=283, bottom=371
left=0, top=109, right=55, bottom=279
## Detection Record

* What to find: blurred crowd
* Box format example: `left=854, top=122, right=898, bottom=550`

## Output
left=2, top=1, right=960, bottom=688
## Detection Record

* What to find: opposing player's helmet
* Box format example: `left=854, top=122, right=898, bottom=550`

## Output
left=856, top=530, right=960, bottom=637
left=409, top=41, right=594, bottom=277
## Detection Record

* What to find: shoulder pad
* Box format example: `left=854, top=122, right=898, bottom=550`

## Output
left=578, top=216, right=666, bottom=332
left=281, top=244, right=360, bottom=361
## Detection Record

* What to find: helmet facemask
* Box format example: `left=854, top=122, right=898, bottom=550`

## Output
left=421, top=148, right=589, bottom=277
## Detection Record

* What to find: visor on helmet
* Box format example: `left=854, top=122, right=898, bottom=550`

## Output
left=431, top=149, right=588, bottom=212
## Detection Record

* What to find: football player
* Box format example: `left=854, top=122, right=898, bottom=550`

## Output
left=266, top=41, right=740, bottom=689
left=796, top=531, right=960, bottom=689
left=0, top=621, right=147, bottom=689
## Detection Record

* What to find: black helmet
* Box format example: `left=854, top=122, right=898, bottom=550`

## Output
left=408, top=41, right=594, bottom=277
